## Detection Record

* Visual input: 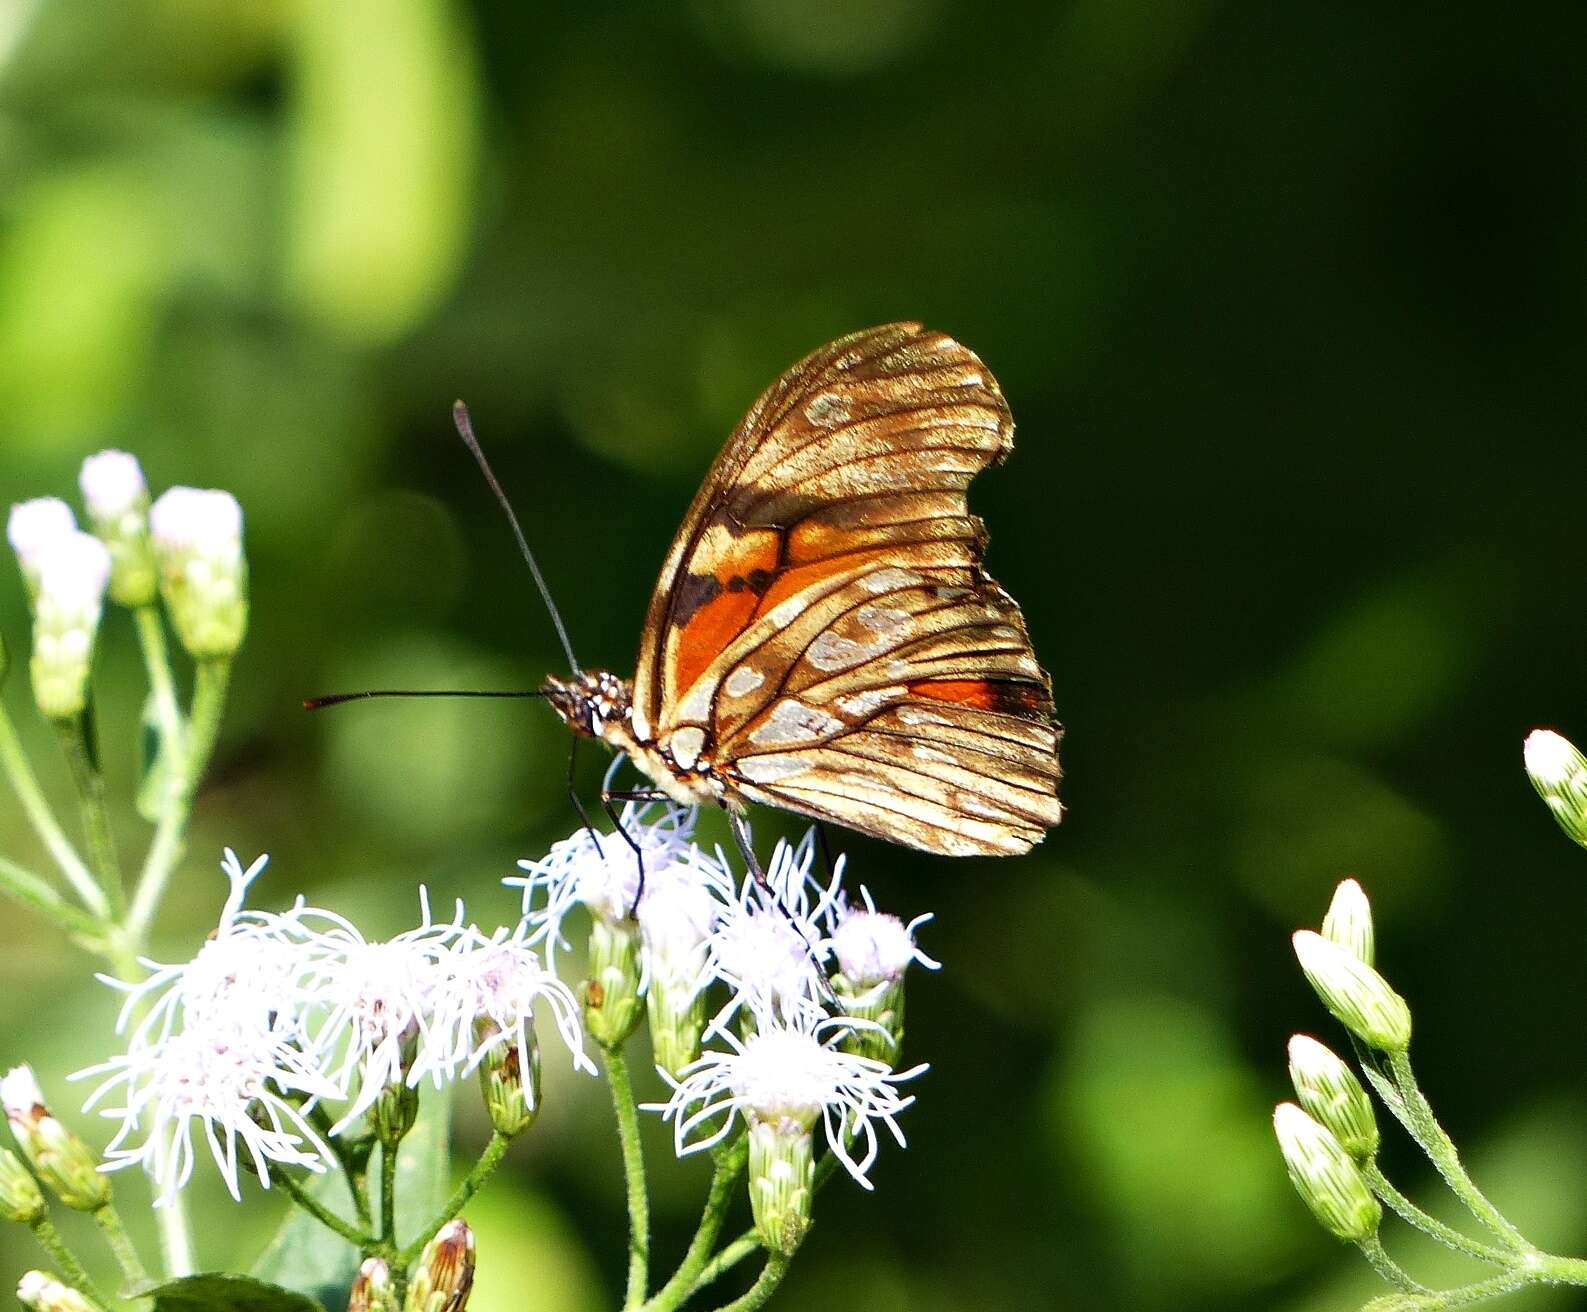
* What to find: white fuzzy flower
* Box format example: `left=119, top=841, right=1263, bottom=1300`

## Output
left=422, top=924, right=593, bottom=1096
left=826, top=889, right=938, bottom=988
left=295, top=894, right=468, bottom=1128
left=6, top=497, right=76, bottom=589
left=79, top=450, right=148, bottom=521
left=102, top=851, right=311, bottom=1053
left=705, top=831, right=840, bottom=1032
left=651, top=1005, right=924, bottom=1189
left=77, top=1022, right=335, bottom=1204
left=511, top=801, right=700, bottom=958
left=149, top=486, right=242, bottom=555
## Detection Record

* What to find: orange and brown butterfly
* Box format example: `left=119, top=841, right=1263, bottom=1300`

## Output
left=538, top=321, right=1062, bottom=859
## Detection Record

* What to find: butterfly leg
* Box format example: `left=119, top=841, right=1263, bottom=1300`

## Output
left=565, top=738, right=606, bottom=859
left=599, top=790, right=648, bottom=914
left=814, top=821, right=839, bottom=882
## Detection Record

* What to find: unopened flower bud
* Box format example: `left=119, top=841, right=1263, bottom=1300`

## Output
left=1321, top=878, right=1374, bottom=966
left=369, top=1025, right=420, bottom=1146
left=637, top=874, right=714, bottom=1077
left=150, top=486, right=247, bottom=658
left=7, top=499, right=76, bottom=599
left=348, top=1257, right=398, bottom=1312
left=476, top=1022, right=539, bottom=1138
left=584, top=917, right=644, bottom=1048
left=747, top=1119, right=813, bottom=1258
left=28, top=532, right=111, bottom=720
left=79, top=450, right=156, bottom=607
left=404, top=1219, right=474, bottom=1312
left=1287, top=1035, right=1378, bottom=1160
left=0, top=1148, right=45, bottom=1224
left=16, top=1271, right=96, bottom=1312
left=1, top=1067, right=109, bottom=1212
left=1524, top=729, right=1587, bottom=850
left=1273, top=1102, right=1381, bottom=1242
left=1292, top=931, right=1412, bottom=1052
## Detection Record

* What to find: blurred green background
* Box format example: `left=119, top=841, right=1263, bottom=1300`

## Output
left=3, top=1, right=1587, bottom=1308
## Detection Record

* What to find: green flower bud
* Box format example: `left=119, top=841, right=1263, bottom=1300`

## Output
left=1287, top=1034, right=1378, bottom=1160
left=1321, top=878, right=1374, bottom=966
left=583, top=917, right=644, bottom=1049
left=636, top=873, right=714, bottom=1078
left=404, top=1219, right=474, bottom=1312
left=16, top=1271, right=96, bottom=1312
left=369, top=1025, right=421, bottom=1146
left=476, top=1022, right=539, bottom=1138
left=79, top=451, right=157, bottom=607
left=747, top=1119, right=813, bottom=1258
left=1292, top=931, right=1412, bottom=1052
left=150, top=486, right=248, bottom=659
left=833, top=977, right=904, bottom=1065
left=1524, top=729, right=1587, bottom=850
left=0, top=1147, right=45, bottom=1224
left=1, top=1067, right=110, bottom=1213
left=27, top=533, right=110, bottom=721
left=348, top=1258, right=398, bottom=1312
left=1273, top=1102, right=1381, bottom=1242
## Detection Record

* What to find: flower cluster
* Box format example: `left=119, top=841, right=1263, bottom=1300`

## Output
left=6, top=452, right=248, bottom=722
left=74, top=851, right=588, bottom=1203
left=515, top=799, right=934, bottom=1256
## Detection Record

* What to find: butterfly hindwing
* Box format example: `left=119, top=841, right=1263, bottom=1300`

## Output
left=630, top=322, right=1061, bottom=854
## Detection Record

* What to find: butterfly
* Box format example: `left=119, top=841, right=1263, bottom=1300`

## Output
left=536, top=322, right=1062, bottom=864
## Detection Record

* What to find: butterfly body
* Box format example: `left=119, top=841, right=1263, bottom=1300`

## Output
left=552, top=322, right=1063, bottom=857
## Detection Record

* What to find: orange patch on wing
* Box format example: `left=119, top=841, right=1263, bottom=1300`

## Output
left=908, top=679, right=1047, bottom=715
left=671, top=531, right=781, bottom=698
left=788, top=520, right=870, bottom=564
left=752, top=548, right=888, bottom=618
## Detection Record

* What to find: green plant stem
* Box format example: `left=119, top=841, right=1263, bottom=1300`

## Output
left=93, top=1202, right=150, bottom=1286
left=396, top=1132, right=511, bottom=1268
left=0, top=701, right=106, bottom=915
left=1357, top=1234, right=1430, bottom=1293
left=30, top=1215, right=112, bottom=1310
left=709, top=1256, right=788, bottom=1312
left=1387, top=1052, right=1531, bottom=1252
left=128, top=658, right=230, bottom=937
left=688, top=1236, right=763, bottom=1300
left=133, top=605, right=184, bottom=754
left=154, top=1173, right=194, bottom=1277
left=309, top=1105, right=372, bottom=1227
left=0, top=853, right=106, bottom=938
left=605, top=1044, right=650, bottom=1310
left=380, top=1138, right=398, bottom=1246
left=277, top=1170, right=375, bottom=1248
left=1417, top=1272, right=1533, bottom=1308
left=1363, top=1164, right=1509, bottom=1266
left=55, top=716, right=125, bottom=917
left=642, top=1135, right=749, bottom=1312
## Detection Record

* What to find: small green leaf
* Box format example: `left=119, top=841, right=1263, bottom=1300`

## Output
left=141, top=1273, right=329, bottom=1312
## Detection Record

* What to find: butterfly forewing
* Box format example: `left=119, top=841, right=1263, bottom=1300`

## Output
left=631, top=322, right=1061, bottom=855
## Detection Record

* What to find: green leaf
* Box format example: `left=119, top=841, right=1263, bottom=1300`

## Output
left=250, top=1172, right=362, bottom=1309
left=140, top=1273, right=329, bottom=1312
left=136, top=688, right=183, bottom=823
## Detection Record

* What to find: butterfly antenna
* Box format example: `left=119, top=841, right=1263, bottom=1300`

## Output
left=452, top=399, right=582, bottom=675
left=304, top=688, right=548, bottom=711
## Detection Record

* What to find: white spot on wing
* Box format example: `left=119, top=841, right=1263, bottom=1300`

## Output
left=724, top=667, right=765, bottom=697
left=897, top=706, right=950, bottom=726
left=748, top=699, right=844, bottom=747
left=857, top=605, right=910, bottom=633
left=836, top=687, right=900, bottom=717
left=911, top=744, right=956, bottom=764
left=808, top=630, right=875, bottom=671
left=676, top=681, right=714, bottom=723
left=862, top=568, right=923, bottom=595
left=735, top=755, right=812, bottom=784
left=669, top=726, right=705, bottom=770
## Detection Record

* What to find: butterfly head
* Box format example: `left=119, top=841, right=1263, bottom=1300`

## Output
left=540, top=670, right=634, bottom=741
